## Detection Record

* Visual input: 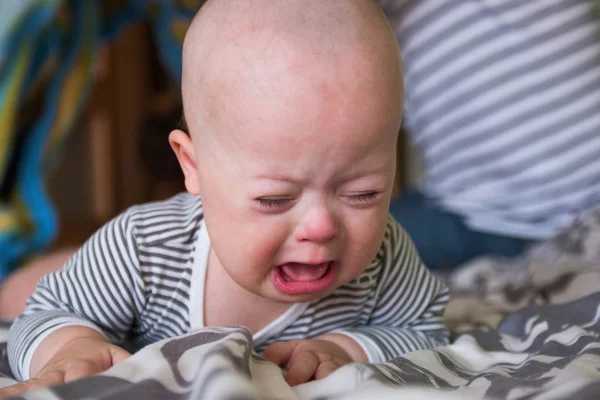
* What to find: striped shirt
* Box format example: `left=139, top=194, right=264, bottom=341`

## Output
left=8, top=193, right=449, bottom=381
left=378, top=0, right=600, bottom=239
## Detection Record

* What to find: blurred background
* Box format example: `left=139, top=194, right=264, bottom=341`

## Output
left=42, top=1, right=192, bottom=244
left=0, top=0, right=200, bottom=279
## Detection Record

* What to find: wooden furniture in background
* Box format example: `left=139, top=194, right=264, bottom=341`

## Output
left=49, top=22, right=184, bottom=248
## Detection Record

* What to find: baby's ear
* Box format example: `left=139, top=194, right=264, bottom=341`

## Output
left=169, top=130, right=201, bottom=196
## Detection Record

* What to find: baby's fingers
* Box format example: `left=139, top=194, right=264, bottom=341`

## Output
left=62, top=359, right=106, bottom=382
left=0, top=371, right=64, bottom=398
left=0, top=383, right=29, bottom=398
left=285, top=351, right=319, bottom=386
left=314, top=359, right=344, bottom=381
left=110, top=345, right=131, bottom=365
left=0, top=383, right=30, bottom=398
left=263, top=341, right=296, bottom=367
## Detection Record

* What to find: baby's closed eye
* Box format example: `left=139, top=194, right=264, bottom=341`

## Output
left=341, top=191, right=381, bottom=205
left=256, top=197, right=295, bottom=209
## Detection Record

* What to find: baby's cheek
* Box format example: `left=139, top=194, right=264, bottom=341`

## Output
left=245, top=220, right=291, bottom=264
left=345, top=213, right=387, bottom=264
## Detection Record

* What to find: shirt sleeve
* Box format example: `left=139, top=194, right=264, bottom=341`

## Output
left=332, top=217, right=449, bottom=363
left=7, top=209, right=146, bottom=381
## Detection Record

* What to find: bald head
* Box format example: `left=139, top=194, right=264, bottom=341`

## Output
left=181, top=0, right=403, bottom=139
left=184, top=0, right=396, bottom=51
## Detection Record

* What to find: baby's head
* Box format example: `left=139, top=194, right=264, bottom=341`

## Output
left=170, top=0, right=403, bottom=303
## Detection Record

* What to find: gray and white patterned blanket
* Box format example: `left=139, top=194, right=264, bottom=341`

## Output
left=2, top=296, right=600, bottom=400
left=3, top=208, right=600, bottom=399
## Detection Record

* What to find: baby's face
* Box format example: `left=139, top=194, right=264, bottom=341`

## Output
left=182, top=27, right=403, bottom=304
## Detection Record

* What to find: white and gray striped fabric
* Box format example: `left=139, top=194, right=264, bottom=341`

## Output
left=378, top=0, right=600, bottom=240
left=7, top=193, right=448, bottom=382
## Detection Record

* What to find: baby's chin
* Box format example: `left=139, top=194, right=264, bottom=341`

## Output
left=263, top=289, right=336, bottom=305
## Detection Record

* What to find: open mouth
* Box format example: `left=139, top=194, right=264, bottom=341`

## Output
left=272, top=261, right=336, bottom=295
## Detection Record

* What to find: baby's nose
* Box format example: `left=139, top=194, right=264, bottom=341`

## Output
left=295, top=207, right=340, bottom=243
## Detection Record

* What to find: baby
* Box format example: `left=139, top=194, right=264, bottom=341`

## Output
left=3, top=0, right=448, bottom=395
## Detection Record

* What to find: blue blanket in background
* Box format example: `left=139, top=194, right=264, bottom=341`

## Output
left=0, top=0, right=201, bottom=280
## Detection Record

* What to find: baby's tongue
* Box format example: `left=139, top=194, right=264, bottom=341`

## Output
left=281, top=262, right=329, bottom=282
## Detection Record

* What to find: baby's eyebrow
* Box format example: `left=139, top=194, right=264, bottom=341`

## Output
left=251, top=174, right=301, bottom=184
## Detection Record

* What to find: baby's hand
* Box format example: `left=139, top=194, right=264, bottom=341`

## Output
left=264, top=338, right=355, bottom=386
left=0, top=336, right=130, bottom=398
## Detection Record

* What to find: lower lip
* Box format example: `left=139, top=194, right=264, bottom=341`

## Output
left=272, top=262, right=336, bottom=295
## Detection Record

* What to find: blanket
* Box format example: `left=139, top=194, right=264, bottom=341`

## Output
left=1, top=294, right=600, bottom=400
left=446, top=206, right=600, bottom=334
left=2, top=209, right=600, bottom=399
